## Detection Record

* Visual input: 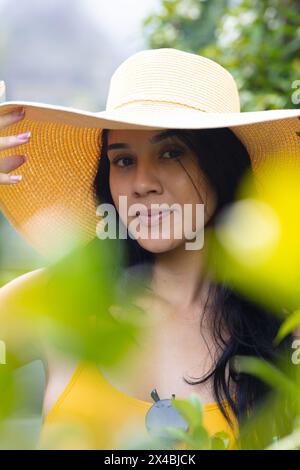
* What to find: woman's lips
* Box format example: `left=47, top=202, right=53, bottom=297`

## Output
left=138, top=210, right=172, bottom=226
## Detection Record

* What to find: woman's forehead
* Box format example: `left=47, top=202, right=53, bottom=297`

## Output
left=107, top=129, right=184, bottom=149
left=108, top=128, right=165, bottom=142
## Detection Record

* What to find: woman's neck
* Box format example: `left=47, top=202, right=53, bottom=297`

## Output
left=150, top=241, right=212, bottom=315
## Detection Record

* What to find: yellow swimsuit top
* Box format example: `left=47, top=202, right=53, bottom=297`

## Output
left=37, top=360, right=239, bottom=450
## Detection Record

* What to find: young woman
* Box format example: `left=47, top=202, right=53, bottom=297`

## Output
left=0, top=48, right=299, bottom=449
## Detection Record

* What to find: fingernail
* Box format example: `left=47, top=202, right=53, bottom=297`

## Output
left=10, top=175, right=22, bottom=182
left=17, top=131, right=31, bottom=141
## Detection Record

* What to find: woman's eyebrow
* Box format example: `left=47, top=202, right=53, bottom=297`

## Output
left=107, top=130, right=180, bottom=151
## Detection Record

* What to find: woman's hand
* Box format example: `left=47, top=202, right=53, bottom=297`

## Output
left=0, top=107, right=30, bottom=184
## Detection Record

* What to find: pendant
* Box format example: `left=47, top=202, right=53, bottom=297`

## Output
left=145, top=389, right=189, bottom=445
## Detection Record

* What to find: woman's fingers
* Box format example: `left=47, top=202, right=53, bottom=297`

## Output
left=0, top=131, right=31, bottom=151
left=0, top=154, right=27, bottom=173
left=0, top=154, right=28, bottom=184
left=0, top=172, right=22, bottom=184
left=0, top=107, right=25, bottom=129
left=0, top=108, right=30, bottom=184
left=0, top=107, right=30, bottom=151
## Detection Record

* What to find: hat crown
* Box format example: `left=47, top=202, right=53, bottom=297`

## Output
left=105, top=48, right=240, bottom=114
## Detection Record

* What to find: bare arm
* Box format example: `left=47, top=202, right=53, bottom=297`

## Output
left=0, top=268, right=47, bottom=368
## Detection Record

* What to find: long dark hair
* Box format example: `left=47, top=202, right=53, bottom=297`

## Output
left=93, top=126, right=292, bottom=440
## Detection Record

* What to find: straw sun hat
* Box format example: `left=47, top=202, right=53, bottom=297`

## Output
left=0, top=47, right=299, bottom=258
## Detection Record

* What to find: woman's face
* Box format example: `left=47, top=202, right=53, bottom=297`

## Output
left=106, top=129, right=216, bottom=253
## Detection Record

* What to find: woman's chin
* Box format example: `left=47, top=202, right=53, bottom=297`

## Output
left=135, top=237, right=182, bottom=254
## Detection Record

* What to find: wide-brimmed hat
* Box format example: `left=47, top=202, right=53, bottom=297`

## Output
left=0, top=47, right=299, bottom=258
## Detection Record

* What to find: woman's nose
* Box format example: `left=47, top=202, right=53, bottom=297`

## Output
left=132, top=163, right=162, bottom=197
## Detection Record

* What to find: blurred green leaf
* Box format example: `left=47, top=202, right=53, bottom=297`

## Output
left=172, top=393, right=203, bottom=427
left=275, top=309, right=300, bottom=344
left=233, top=355, right=297, bottom=396
left=211, top=431, right=231, bottom=450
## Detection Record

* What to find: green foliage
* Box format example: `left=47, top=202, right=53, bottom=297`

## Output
left=143, top=0, right=300, bottom=110
left=164, top=394, right=231, bottom=450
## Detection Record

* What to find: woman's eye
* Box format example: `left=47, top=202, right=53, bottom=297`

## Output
left=113, top=156, right=133, bottom=167
left=161, top=148, right=183, bottom=159
left=111, top=147, right=183, bottom=167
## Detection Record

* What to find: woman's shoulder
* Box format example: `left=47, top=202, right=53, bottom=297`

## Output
left=0, top=267, right=48, bottom=366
